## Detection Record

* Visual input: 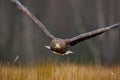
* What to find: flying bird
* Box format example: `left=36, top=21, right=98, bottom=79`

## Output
left=11, top=0, right=120, bottom=55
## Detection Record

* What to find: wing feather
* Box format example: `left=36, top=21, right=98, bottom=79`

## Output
left=11, top=0, right=55, bottom=39
left=65, top=23, right=120, bottom=46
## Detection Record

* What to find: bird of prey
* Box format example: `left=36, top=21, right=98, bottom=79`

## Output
left=11, top=0, right=120, bottom=55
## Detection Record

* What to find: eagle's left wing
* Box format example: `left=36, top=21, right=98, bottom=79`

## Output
left=65, top=23, right=120, bottom=46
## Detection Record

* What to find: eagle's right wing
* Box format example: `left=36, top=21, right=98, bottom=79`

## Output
left=11, top=0, right=55, bottom=40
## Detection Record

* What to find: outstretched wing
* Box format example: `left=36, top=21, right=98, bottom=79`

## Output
left=65, top=23, right=120, bottom=46
left=11, top=0, right=55, bottom=40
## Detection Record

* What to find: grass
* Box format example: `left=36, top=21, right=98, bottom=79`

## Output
left=0, top=62, right=120, bottom=80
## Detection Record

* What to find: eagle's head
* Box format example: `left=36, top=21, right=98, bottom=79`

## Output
left=45, top=38, right=73, bottom=55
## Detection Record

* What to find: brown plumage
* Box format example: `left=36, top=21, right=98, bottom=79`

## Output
left=11, top=0, right=120, bottom=55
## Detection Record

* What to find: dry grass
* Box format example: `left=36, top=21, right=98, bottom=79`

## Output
left=0, top=62, right=120, bottom=80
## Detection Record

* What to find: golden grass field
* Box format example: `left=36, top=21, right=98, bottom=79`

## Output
left=0, top=62, right=120, bottom=80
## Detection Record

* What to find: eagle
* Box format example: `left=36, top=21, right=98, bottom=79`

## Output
left=11, top=0, right=120, bottom=55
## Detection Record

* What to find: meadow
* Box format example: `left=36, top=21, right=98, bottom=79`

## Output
left=0, top=62, right=120, bottom=80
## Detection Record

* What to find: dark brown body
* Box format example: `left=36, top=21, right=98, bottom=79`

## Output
left=50, top=38, right=68, bottom=54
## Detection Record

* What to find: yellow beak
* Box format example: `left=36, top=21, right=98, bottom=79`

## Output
left=55, top=44, right=61, bottom=49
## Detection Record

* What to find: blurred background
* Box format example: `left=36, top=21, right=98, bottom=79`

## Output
left=0, top=0, right=120, bottom=65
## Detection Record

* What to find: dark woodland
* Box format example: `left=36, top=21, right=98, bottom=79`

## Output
left=0, top=0, right=120, bottom=65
